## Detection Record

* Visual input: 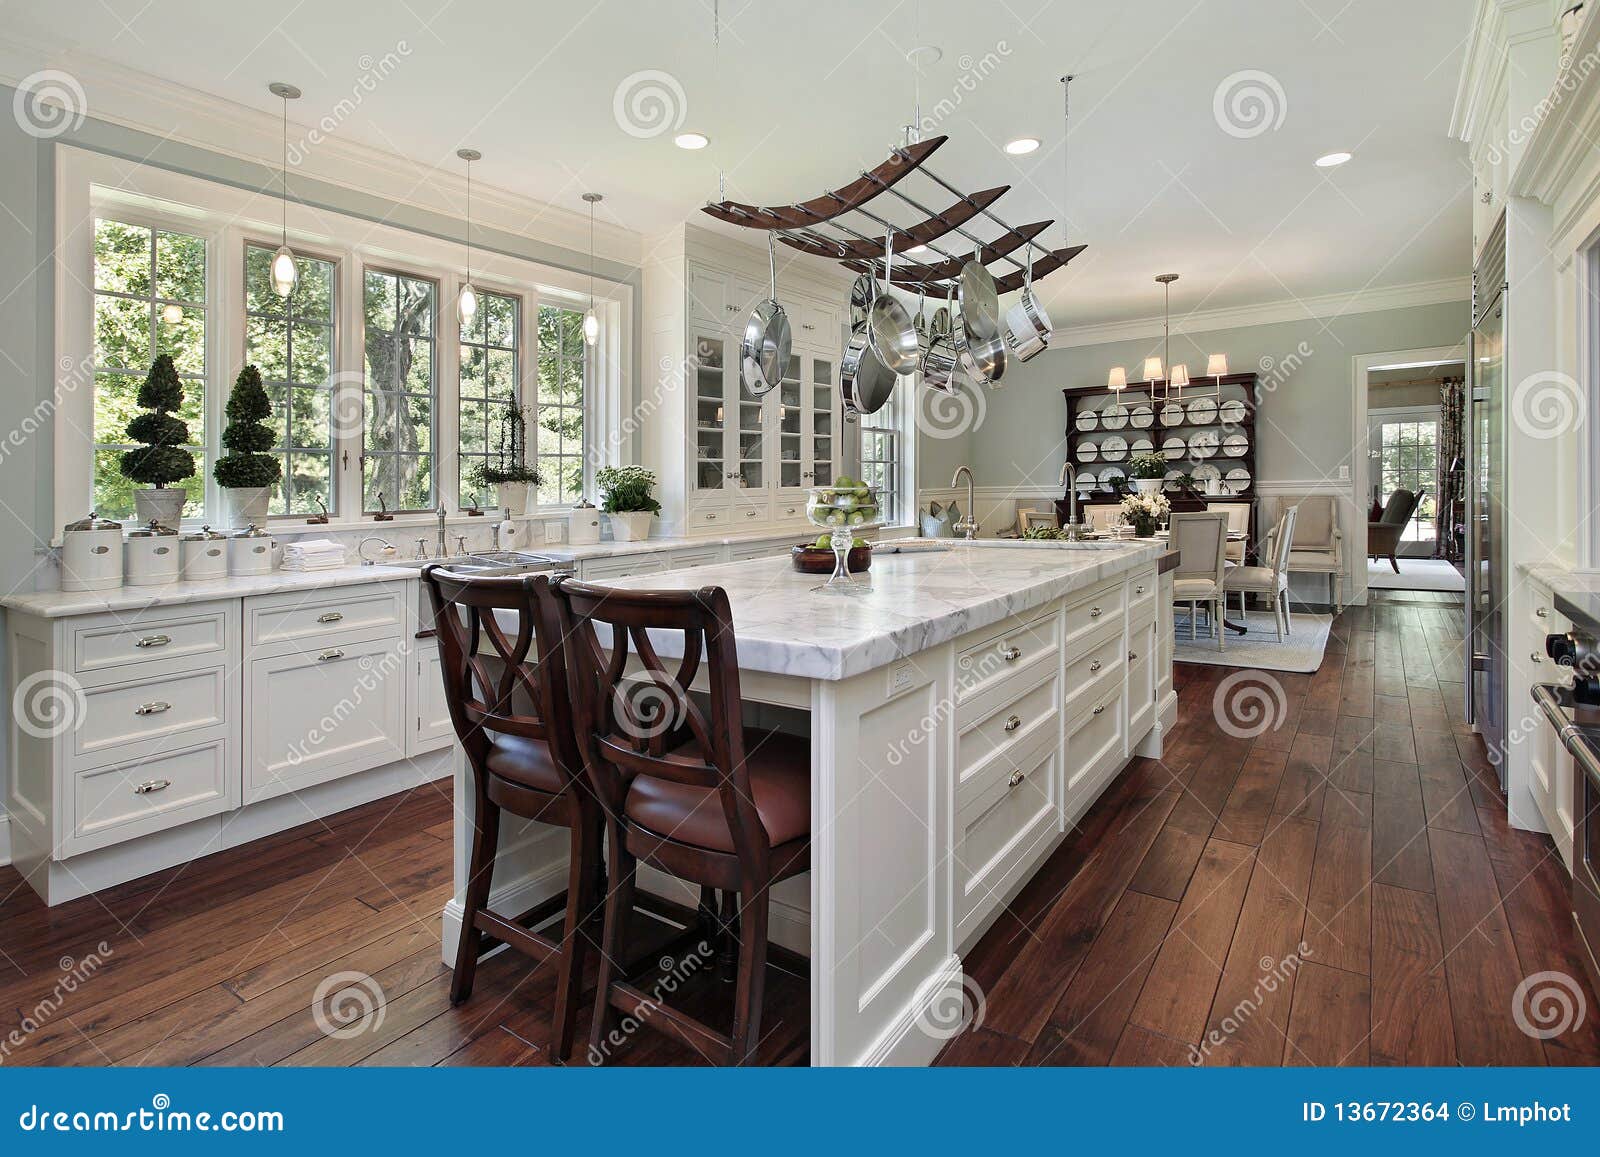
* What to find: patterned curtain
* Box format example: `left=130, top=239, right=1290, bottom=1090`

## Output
left=1436, top=376, right=1465, bottom=561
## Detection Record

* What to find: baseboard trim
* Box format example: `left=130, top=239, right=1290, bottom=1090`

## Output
left=856, top=953, right=964, bottom=1067
left=0, top=814, right=10, bottom=868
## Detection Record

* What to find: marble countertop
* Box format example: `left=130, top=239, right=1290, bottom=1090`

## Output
left=535, top=525, right=836, bottom=562
left=0, top=565, right=420, bottom=619
left=593, top=540, right=1166, bottom=681
left=1521, top=562, right=1600, bottom=631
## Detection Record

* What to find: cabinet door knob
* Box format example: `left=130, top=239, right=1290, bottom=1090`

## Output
left=134, top=701, right=171, bottom=716
left=1129, top=651, right=1137, bottom=661
left=802, top=323, right=816, bottom=331
left=1006, top=769, right=1025, bottom=789
left=1089, top=606, right=1103, bottom=618
left=1004, top=714, right=1022, bottom=732
left=317, top=648, right=345, bottom=662
left=134, top=634, right=171, bottom=648
left=317, top=611, right=344, bottom=623
left=1536, top=607, right=1550, bottom=618
left=1531, top=652, right=1543, bottom=663
left=1093, top=703, right=1106, bottom=715
left=133, top=778, right=171, bottom=795
left=1001, top=645, right=1022, bottom=661
left=1089, top=659, right=1102, bottom=673
left=1136, top=585, right=1147, bottom=595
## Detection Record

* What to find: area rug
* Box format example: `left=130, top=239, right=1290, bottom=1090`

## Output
left=1172, top=607, right=1333, bottom=673
left=1366, top=557, right=1465, bottom=592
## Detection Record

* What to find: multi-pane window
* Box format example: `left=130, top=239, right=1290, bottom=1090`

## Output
left=536, top=304, right=585, bottom=505
left=91, top=219, right=206, bottom=519
left=458, top=290, right=520, bottom=508
left=858, top=388, right=901, bottom=526
left=244, top=244, right=336, bottom=515
left=363, top=269, right=436, bottom=511
left=1373, top=415, right=1440, bottom=543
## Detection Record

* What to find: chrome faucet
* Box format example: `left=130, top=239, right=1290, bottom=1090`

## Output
left=1058, top=460, right=1086, bottom=540
left=951, top=465, right=978, bottom=539
left=435, top=503, right=448, bottom=560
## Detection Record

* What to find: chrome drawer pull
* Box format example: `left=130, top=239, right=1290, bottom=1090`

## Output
left=1129, top=651, right=1138, bottom=661
left=1004, top=714, right=1022, bottom=732
left=1136, top=585, right=1147, bottom=595
left=1089, top=606, right=1103, bottom=618
left=134, top=778, right=171, bottom=795
left=1089, top=660, right=1102, bottom=673
left=1007, top=769, right=1025, bottom=789
left=134, top=701, right=171, bottom=716
left=1536, top=607, right=1550, bottom=618
left=1093, top=704, right=1106, bottom=715
left=317, top=611, right=345, bottom=624
left=1001, top=645, right=1022, bottom=661
left=134, top=634, right=171, bottom=648
left=317, top=649, right=345, bottom=662
left=746, top=510, right=758, bottom=518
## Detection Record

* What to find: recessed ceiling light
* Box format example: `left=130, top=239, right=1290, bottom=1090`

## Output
left=674, top=132, right=710, bottom=150
left=1315, top=151, right=1352, bottom=168
left=1005, top=137, right=1041, bottom=156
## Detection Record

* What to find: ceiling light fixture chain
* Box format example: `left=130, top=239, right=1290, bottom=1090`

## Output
left=1061, top=74, right=1074, bottom=248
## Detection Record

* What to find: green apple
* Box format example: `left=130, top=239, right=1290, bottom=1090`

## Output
left=815, top=534, right=832, bottom=549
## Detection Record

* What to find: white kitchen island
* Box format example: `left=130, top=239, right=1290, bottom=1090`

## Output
left=443, top=539, right=1177, bottom=1066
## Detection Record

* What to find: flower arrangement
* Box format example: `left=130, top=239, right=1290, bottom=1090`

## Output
left=595, top=465, right=661, bottom=515
left=1128, top=452, right=1166, bottom=480
left=1120, top=490, right=1170, bottom=537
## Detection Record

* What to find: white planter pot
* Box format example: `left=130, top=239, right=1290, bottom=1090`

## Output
left=495, top=482, right=530, bottom=515
left=1132, top=478, right=1163, bottom=494
left=607, top=511, right=654, bottom=542
left=132, top=487, right=186, bottom=531
left=223, top=485, right=273, bottom=527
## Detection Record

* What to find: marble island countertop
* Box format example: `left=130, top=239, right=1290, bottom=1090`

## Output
left=595, top=539, right=1166, bottom=681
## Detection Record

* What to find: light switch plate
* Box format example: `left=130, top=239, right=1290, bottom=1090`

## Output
left=543, top=521, right=563, bottom=544
left=1337, top=465, right=1350, bottom=480
left=887, top=661, right=915, bottom=698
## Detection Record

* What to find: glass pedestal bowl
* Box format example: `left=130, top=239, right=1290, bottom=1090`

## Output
left=805, top=485, right=884, bottom=594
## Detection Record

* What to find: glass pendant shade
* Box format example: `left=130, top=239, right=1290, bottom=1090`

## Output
left=458, top=282, right=479, bottom=325
left=1107, top=366, right=1127, bottom=392
left=270, top=245, right=298, bottom=298
left=1142, top=356, right=1163, bottom=382
left=1207, top=353, right=1228, bottom=377
left=583, top=307, right=599, bottom=346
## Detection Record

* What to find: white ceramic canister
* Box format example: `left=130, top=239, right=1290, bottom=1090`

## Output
left=567, top=500, right=601, bottom=545
left=180, top=525, right=230, bottom=581
left=60, top=513, right=124, bottom=591
left=124, top=521, right=180, bottom=587
left=229, top=524, right=275, bottom=576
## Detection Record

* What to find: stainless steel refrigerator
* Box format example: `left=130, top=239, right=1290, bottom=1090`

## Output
left=1466, top=215, right=1507, bottom=779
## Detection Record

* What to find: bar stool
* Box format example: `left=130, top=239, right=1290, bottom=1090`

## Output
left=422, top=567, right=601, bottom=1061
left=546, top=577, right=811, bottom=1066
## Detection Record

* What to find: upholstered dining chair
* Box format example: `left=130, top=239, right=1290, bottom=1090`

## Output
left=1209, top=500, right=1252, bottom=563
left=1224, top=504, right=1298, bottom=641
left=1367, top=487, right=1423, bottom=574
left=551, top=577, right=811, bottom=1067
left=1169, top=511, right=1229, bottom=651
left=1263, top=494, right=1343, bottom=609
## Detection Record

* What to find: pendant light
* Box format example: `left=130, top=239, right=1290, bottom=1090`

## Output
left=267, top=82, right=301, bottom=298
left=582, top=192, right=602, bottom=346
left=457, top=148, right=481, bottom=326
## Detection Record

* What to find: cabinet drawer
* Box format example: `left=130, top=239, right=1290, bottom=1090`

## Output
left=730, top=540, right=787, bottom=562
left=687, top=505, right=731, bottom=532
left=1062, top=626, right=1126, bottom=721
left=772, top=500, right=805, bottom=522
left=580, top=553, right=669, bottom=581
left=668, top=547, right=726, bottom=571
left=955, top=669, right=1059, bottom=809
left=1062, top=582, right=1124, bottom=657
left=244, top=637, right=407, bottom=804
left=68, top=739, right=232, bottom=856
left=71, top=607, right=230, bottom=679
left=955, top=611, right=1060, bottom=705
left=247, top=585, right=405, bottom=650
left=955, top=739, right=1059, bottom=941
left=1127, top=567, right=1158, bottom=620
left=73, top=666, right=229, bottom=766
left=1066, top=685, right=1125, bottom=796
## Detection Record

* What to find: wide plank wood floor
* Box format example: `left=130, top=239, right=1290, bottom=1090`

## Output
left=2, top=590, right=1594, bottom=1066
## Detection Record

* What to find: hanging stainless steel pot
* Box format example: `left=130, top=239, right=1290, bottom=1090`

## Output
left=921, top=287, right=960, bottom=395
left=740, top=233, right=791, bottom=397
left=849, top=273, right=876, bottom=329
left=840, top=279, right=897, bottom=420
left=1004, top=244, right=1053, bottom=363
left=866, top=231, right=920, bottom=375
left=957, top=259, right=1007, bottom=385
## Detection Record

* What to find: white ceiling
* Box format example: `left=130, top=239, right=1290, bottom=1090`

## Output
left=4, top=0, right=1474, bottom=326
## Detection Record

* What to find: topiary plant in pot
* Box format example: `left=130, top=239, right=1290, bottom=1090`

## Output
left=469, top=408, right=542, bottom=513
left=119, top=354, right=196, bottom=529
left=213, top=364, right=283, bottom=526
left=595, top=465, right=661, bottom=541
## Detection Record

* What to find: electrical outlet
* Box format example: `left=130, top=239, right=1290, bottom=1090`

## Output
left=543, top=520, right=563, bottom=544
left=888, top=661, right=915, bottom=697
left=1337, top=465, right=1350, bottom=481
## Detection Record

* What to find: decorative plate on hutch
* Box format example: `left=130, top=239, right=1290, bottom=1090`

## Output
left=1099, top=406, right=1128, bottom=431
left=1185, top=397, right=1218, bottom=424
left=1099, top=435, right=1128, bottom=461
left=1221, top=433, right=1249, bottom=457
left=1188, top=431, right=1221, bottom=457
left=1129, top=437, right=1154, bottom=455
left=1128, top=403, right=1154, bottom=429
left=1161, top=436, right=1187, bottom=460
left=1098, top=465, right=1127, bottom=489
left=1163, top=468, right=1187, bottom=491
left=1192, top=463, right=1222, bottom=486
left=1159, top=401, right=1185, bottom=426
left=1076, top=441, right=1100, bottom=462
left=1224, top=467, right=1252, bottom=493
left=1219, top=399, right=1248, bottom=424
left=1075, top=409, right=1100, bottom=432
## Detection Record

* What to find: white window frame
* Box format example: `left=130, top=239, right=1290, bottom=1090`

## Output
left=457, top=287, right=522, bottom=509
left=1367, top=403, right=1443, bottom=546
left=52, top=146, right=632, bottom=538
left=858, top=376, right=914, bottom=527
left=1581, top=234, right=1600, bottom=571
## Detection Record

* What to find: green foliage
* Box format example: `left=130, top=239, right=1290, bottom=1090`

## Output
left=214, top=365, right=283, bottom=490
left=1129, top=452, right=1167, bottom=480
left=596, top=465, right=660, bottom=515
left=119, top=355, right=195, bottom=487
left=1023, top=524, right=1067, bottom=540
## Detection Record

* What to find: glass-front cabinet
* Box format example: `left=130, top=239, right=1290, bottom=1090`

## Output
left=688, top=328, right=773, bottom=510
left=775, top=353, right=836, bottom=501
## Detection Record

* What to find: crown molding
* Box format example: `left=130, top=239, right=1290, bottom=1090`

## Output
left=1047, top=277, right=1470, bottom=349
left=1511, top=2, right=1600, bottom=209
left=1451, top=0, right=1558, bottom=143
left=0, top=37, right=643, bottom=266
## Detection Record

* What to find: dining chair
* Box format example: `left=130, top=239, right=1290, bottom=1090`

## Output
left=1224, top=504, right=1298, bottom=640
left=550, top=577, right=811, bottom=1066
left=1263, top=494, right=1343, bottom=609
left=1169, top=511, right=1229, bottom=651
left=1209, top=500, right=1252, bottom=563
left=422, top=567, right=602, bottom=1061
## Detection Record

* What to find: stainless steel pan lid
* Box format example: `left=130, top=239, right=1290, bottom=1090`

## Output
left=739, top=234, right=792, bottom=397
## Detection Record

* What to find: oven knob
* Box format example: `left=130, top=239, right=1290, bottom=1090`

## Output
left=1548, top=632, right=1579, bottom=666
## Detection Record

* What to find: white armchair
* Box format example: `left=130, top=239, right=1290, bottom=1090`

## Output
left=1262, top=495, right=1342, bottom=609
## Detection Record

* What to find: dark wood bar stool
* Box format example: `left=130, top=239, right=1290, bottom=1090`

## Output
left=547, top=577, right=811, bottom=1066
left=422, top=567, right=601, bottom=1061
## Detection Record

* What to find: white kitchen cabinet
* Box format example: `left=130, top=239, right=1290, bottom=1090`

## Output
left=775, top=352, right=838, bottom=500
left=412, top=639, right=454, bottom=754
left=1528, top=577, right=1575, bottom=869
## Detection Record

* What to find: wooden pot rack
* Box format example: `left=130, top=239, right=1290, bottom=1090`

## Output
left=700, top=135, right=1085, bottom=296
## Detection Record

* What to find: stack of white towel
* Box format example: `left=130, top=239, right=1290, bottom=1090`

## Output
left=280, top=538, right=348, bottom=571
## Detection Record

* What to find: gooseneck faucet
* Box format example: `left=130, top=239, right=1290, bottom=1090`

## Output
left=1058, top=460, right=1085, bottom=539
left=435, top=503, right=448, bottom=560
left=951, top=465, right=978, bottom=539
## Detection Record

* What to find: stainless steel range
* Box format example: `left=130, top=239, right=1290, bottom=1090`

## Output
left=1532, top=623, right=1600, bottom=992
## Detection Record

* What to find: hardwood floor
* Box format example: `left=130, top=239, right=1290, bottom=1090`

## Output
left=1, top=591, right=1593, bottom=1067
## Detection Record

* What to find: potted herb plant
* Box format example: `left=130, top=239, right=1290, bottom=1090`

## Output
left=472, top=408, right=542, bottom=514
left=1129, top=452, right=1167, bottom=495
left=1120, top=490, right=1170, bottom=538
left=595, top=465, right=660, bottom=542
left=119, top=354, right=196, bottom=530
left=213, top=364, right=282, bottom=525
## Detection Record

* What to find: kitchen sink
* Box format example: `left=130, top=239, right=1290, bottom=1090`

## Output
left=385, top=551, right=569, bottom=576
